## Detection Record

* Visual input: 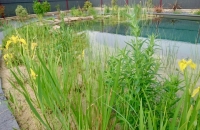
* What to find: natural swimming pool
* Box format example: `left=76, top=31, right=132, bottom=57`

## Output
left=73, top=18, right=200, bottom=43
left=71, top=18, right=200, bottom=59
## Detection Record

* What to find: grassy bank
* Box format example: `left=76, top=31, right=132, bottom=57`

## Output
left=1, top=5, right=200, bottom=130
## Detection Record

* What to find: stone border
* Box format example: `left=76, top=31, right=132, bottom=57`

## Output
left=0, top=78, right=20, bottom=130
left=0, top=10, right=69, bottom=21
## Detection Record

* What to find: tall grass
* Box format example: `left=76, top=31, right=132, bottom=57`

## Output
left=2, top=5, right=200, bottom=130
left=3, top=19, right=122, bottom=129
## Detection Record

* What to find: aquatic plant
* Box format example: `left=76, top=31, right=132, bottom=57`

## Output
left=111, top=0, right=117, bottom=7
left=146, top=0, right=153, bottom=9
left=15, top=5, right=28, bottom=21
left=33, top=0, right=50, bottom=17
left=70, top=7, right=83, bottom=16
left=87, top=7, right=97, bottom=17
left=104, top=5, right=110, bottom=14
left=83, top=0, right=92, bottom=11
left=3, top=3, right=200, bottom=130
left=2, top=35, right=27, bottom=66
left=105, top=5, right=163, bottom=128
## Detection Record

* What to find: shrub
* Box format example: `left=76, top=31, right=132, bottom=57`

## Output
left=42, top=0, right=51, bottom=13
left=33, top=0, right=50, bottom=16
left=33, top=1, right=43, bottom=15
left=15, top=5, right=28, bottom=20
left=111, top=0, right=117, bottom=7
left=87, top=7, right=97, bottom=16
left=55, top=4, right=60, bottom=13
left=104, top=5, right=110, bottom=14
left=83, top=1, right=92, bottom=11
left=0, top=4, right=5, bottom=18
left=194, top=9, right=200, bottom=15
left=70, top=7, right=83, bottom=16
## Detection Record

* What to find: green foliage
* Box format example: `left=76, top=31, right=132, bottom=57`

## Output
left=173, top=10, right=182, bottom=14
left=111, top=0, right=117, bottom=7
left=119, top=5, right=130, bottom=18
left=42, top=0, right=51, bottom=13
left=139, top=64, right=200, bottom=129
left=33, top=1, right=43, bottom=15
left=33, top=0, right=51, bottom=16
left=104, top=5, right=110, bottom=14
left=105, top=5, right=162, bottom=127
left=5, top=20, right=119, bottom=129
left=15, top=5, right=28, bottom=20
left=55, top=4, right=60, bottom=12
left=4, top=2, right=200, bottom=130
left=70, top=7, right=83, bottom=16
left=105, top=35, right=161, bottom=128
left=194, top=10, right=200, bottom=15
left=111, top=0, right=118, bottom=15
left=146, top=0, right=153, bottom=8
left=158, top=74, right=182, bottom=117
left=111, top=5, right=118, bottom=15
left=83, top=1, right=92, bottom=11
left=87, top=7, right=97, bottom=17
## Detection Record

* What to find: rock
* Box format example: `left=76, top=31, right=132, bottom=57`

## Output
left=52, top=25, right=60, bottom=30
left=64, top=17, right=70, bottom=22
left=54, top=19, right=61, bottom=22
left=45, top=20, right=54, bottom=24
left=69, top=17, right=81, bottom=21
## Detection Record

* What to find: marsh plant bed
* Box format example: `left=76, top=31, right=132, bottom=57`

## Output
left=1, top=9, right=200, bottom=130
left=0, top=65, right=41, bottom=129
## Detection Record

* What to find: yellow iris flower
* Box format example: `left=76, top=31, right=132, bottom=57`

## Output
left=18, top=38, right=27, bottom=45
left=192, top=87, right=200, bottom=98
left=178, top=59, right=187, bottom=72
left=3, top=53, right=13, bottom=61
left=178, top=59, right=196, bottom=72
left=187, top=59, right=196, bottom=69
left=30, top=68, right=37, bottom=80
left=10, top=35, right=19, bottom=44
left=5, top=40, right=12, bottom=49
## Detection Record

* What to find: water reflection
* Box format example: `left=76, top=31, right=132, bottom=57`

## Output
left=88, top=31, right=200, bottom=59
left=87, top=18, right=200, bottom=44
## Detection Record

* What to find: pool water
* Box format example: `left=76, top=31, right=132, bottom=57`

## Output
left=72, top=18, right=200, bottom=44
left=141, top=18, right=200, bottom=44
left=72, top=18, right=200, bottom=59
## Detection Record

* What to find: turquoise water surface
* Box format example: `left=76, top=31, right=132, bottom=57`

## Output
left=72, top=18, right=200, bottom=44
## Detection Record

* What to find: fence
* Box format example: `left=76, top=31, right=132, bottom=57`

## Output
left=1, top=0, right=200, bottom=17
left=0, top=0, right=85, bottom=17
left=91, top=0, right=200, bottom=9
